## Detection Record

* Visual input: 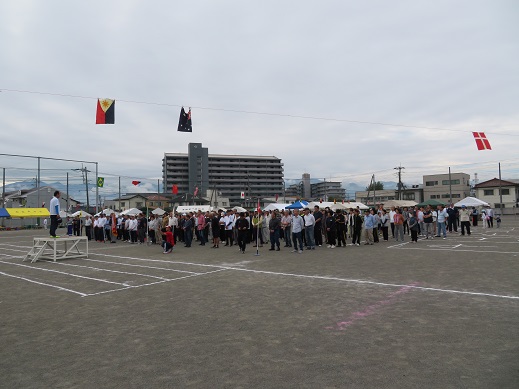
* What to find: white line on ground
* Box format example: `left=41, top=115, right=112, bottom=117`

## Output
left=393, top=247, right=519, bottom=255
left=83, top=269, right=227, bottom=297
left=82, top=258, right=201, bottom=275
left=0, top=260, right=129, bottom=286
left=0, top=270, right=88, bottom=296
left=89, top=253, right=519, bottom=299
left=41, top=260, right=172, bottom=281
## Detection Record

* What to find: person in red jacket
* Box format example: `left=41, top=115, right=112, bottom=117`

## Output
left=162, top=226, right=175, bottom=254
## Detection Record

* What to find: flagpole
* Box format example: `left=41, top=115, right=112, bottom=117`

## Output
left=255, top=197, right=260, bottom=256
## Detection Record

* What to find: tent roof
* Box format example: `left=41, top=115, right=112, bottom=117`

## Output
left=453, top=197, right=490, bottom=207
left=286, top=200, right=309, bottom=209
left=0, top=208, right=10, bottom=217
left=5, top=208, right=50, bottom=218
left=382, top=200, right=417, bottom=208
left=415, top=199, right=446, bottom=208
left=263, top=203, right=290, bottom=211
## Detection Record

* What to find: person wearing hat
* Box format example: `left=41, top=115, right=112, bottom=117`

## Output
left=459, top=205, right=471, bottom=236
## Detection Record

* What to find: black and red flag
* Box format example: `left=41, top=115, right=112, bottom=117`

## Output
left=178, top=107, right=192, bottom=132
left=96, top=98, right=115, bottom=124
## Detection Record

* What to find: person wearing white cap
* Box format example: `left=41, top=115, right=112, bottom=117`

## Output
left=459, top=205, right=471, bottom=236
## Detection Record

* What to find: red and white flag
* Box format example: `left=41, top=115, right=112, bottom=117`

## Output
left=473, top=132, right=491, bottom=150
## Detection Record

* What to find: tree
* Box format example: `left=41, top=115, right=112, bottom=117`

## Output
left=366, top=181, right=384, bottom=191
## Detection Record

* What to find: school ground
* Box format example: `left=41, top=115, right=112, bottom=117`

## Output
left=1, top=217, right=518, bottom=388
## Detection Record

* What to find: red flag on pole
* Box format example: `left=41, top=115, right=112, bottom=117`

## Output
left=472, top=132, right=491, bottom=150
left=132, top=180, right=141, bottom=186
left=257, top=199, right=261, bottom=213
left=275, top=194, right=279, bottom=202
left=194, top=186, right=199, bottom=197
left=172, top=184, right=178, bottom=194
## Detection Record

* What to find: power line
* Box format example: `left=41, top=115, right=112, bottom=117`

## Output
left=1, top=88, right=518, bottom=137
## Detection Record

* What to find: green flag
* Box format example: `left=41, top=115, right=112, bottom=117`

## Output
left=97, top=177, right=105, bottom=188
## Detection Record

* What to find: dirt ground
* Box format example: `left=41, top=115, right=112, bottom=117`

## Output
left=1, top=218, right=518, bottom=388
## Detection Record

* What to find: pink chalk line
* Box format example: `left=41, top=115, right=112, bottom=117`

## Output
left=325, top=282, right=420, bottom=331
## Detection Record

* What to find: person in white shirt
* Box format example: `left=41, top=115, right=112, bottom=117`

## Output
left=303, top=208, right=316, bottom=249
left=49, top=190, right=61, bottom=238
left=128, top=215, right=138, bottom=243
left=486, top=207, right=494, bottom=228
left=223, top=210, right=235, bottom=246
left=97, top=214, right=107, bottom=242
left=84, top=216, right=92, bottom=240
left=436, top=205, right=449, bottom=239
left=417, top=208, right=425, bottom=236
left=281, top=210, right=293, bottom=248
left=389, top=207, right=396, bottom=239
left=262, top=211, right=270, bottom=244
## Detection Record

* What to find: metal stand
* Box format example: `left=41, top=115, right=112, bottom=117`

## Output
left=23, top=236, right=88, bottom=263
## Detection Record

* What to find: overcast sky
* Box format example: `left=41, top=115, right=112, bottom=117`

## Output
left=1, top=0, right=518, bottom=195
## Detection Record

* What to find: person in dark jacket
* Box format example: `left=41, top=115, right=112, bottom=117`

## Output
left=325, top=210, right=337, bottom=248
left=268, top=210, right=281, bottom=251
left=236, top=212, right=250, bottom=253
left=351, top=209, right=363, bottom=246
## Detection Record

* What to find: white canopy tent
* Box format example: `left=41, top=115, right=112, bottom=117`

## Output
left=382, top=200, right=417, bottom=208
left=71, top=210, right=92, bottom=218
left=342, top=202, right=369, bottom=210
left=95, top=208, right=116, bottom=216
left=263, top=203, right=290, bottom=212
left=454, top=197, right=490, bottom=208
left=232, top=206, right=247, bottom=213
left=120, top=208, right=141, bottom=216
left=151, top=208, right=166, bottom=216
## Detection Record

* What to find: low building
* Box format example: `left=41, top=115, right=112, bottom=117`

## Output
left=104, top=194, right=150, bottom=211
left=2, top=186, right=78, bottom=227
left=474, top=178, right=519, bottom=211
left=311, top=181, right=346, bottom=201
left=423, top=173, right=470, bottom=202
left=355, top=185, right=423, bottom=205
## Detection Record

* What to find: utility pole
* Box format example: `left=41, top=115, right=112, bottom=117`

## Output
left=66, top=172, right=69, bottom=212
left=498, top=162, right=503, bottom=211
left=118, top=176, right=121, bottom=211
left=394, top=165, right=405, bottom=200
left=73, top=167, right=90, bottom=212
left=448, top=167, right=452, bottom=203
left=373, top=174, right=376, bottom=206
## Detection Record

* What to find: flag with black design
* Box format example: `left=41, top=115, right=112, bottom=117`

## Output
left=178, top=107, right=192, bottom=132
left=96, top=99, right=115, bottom=124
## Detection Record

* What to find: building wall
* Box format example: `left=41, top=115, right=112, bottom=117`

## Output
left=311, top=181, right=345, bottom=200
left=163, top=144, right=284, bottom=206
left=302, top=173, right=311, bottom=199
left=423, top=173, right=470, bottom=202
left=475, top=186, right=518, bottom=208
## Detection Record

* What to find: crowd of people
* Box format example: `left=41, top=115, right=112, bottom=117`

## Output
left=62, top=203, right=498, bottom=255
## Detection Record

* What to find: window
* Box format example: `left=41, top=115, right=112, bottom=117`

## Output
left=441, top=194, right=451, bottom=199
left=149, top=202, right=154, bottom=206
left=442, top=179, right=460, bottom=185
left=135, top=202, right=143, bottom=208
left=452, top=194, right=461, bottom=198
left=403, top=193, right=415, bottom=200
left=483, top=189, right=494, bottom=196
left=425, top=181, right=437, bottom=186
left=495, top=204, right=505, bottom=208
left=500, top=189, right=510, bottom=195
left=121, top=202, right=125, bottom=207
left=430, top=195, right=438, bottom=199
